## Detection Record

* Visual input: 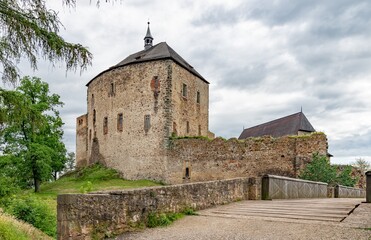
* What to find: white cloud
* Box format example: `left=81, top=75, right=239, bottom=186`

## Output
left=14, top=1, right=371, bottom=165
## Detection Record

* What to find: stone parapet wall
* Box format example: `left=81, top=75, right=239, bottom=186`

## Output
left=334, top=185, right=366, bottom=198
left=57, top=178, right=249, bottom=240
left=261, top=174, right=328, bottom=200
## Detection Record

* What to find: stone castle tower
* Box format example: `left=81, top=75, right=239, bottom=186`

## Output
left=76, top=23, right=211, bottom=180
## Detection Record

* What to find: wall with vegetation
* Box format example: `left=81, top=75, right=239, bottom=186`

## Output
left=166, top=132, right=329, bottom=184
left=57, top=178, right=250, bottom=239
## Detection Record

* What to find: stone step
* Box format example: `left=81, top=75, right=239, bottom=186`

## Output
left=211, top=208, right=349, bottom=217
left=225, top=205, right=354, bottom=213
left=210, top=209, right=347, bottom=219
left=202, top=211, right=344, bottom=222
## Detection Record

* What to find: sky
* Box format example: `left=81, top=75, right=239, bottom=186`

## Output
left=17, top=0, right=371, bottom=165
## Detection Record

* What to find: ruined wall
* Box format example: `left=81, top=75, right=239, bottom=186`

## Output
left=57, top=178, right=249, bottom=240
left=166, top=133, right=328, bottom=184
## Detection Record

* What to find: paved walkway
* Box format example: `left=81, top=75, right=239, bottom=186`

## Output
left=117, top=199, right=371, bottom=240
left=200, top=198, right=363, bottom=223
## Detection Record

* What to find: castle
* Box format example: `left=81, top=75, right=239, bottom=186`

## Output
left=76, top=24, right=330, bottom=184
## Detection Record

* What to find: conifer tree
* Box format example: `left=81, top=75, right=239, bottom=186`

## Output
left=0, top=0, right=92, bottom=84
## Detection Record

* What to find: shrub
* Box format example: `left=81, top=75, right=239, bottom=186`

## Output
left=5, top=196, right=56, bottom=237
left=79, top=181, right=93, bottom=193
left=76, top=164, right=119, bottom=181
left=147, top=212, right=183, bottom=228
left=182, top=207, right=197, bottom=215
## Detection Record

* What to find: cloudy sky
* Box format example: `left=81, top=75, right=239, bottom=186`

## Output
left=18, top=0, right=371, bottom=165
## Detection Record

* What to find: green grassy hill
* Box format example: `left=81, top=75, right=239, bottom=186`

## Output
left=0, top=164, right=161, bottom=239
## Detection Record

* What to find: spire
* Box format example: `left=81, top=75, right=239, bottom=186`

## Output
left=144, top=21, right=154, bottom=50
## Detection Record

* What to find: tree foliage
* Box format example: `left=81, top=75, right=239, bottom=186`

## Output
left=352, top=158, right=370, bottom=173
left=299, top=153, right=337, bottom=184
left=0, top=0, right=93, bottom=84
left=0, top=76, right=66, bottom=192
left=335, top=165, right=357, bottom=187
left=300, top=153, right=358, bottom=187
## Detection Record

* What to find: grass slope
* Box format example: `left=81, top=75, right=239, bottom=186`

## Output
left=0, top=211, right=52, bottom=240
left=1, top=164, right=161, bottom=238
left=40, top=164, right=161, bottom=196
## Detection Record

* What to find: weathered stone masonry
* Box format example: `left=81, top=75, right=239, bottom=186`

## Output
left=76, top=57, right=210, bottom=181
left=166, top=133, right=328, bottom=184
left=57, top=178, right=249, bottom=240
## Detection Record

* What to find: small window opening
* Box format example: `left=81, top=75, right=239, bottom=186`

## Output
left=182, top=83, right=187, bottom=98
left=196, top=91, right=200, bottom=104
left=89, top=129, right=92, bottom=142
left=78, top=119, right=83, bottom=126
left=186, top=121, right=190, bottom=134
left=103, top=117, right=108, bottom=135
left=198, top=125, right=201, bottom=136
left=144, top=115, right=151, bottom=133
left=117, top=113, right=123, bottom=131
left=93, top=109, right=96, bottom=125
left=109, top=82, right=115, bottom=96
left=91, top=94, right=95, bottom=107
left=185, top=167, right=190, bottom=179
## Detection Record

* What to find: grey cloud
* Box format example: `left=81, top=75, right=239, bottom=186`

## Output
left=330, top=130, right=371, bottom=157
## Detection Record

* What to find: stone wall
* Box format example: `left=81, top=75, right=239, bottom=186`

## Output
left=171, top=63, right=209, bottom=137
left=166, top=133, right=328, bottom=184
left=76, top=59, right=210, bottom=182
left=334, top=185, right=366, bottom=198
left=76, top=114, right=88, bottom=167
left=261, top=174, right=328, bottom=200
left=57, top=178, right=249, bottom=240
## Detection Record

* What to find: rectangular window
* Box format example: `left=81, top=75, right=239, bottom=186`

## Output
left=196, top=91, right=200, bottom=104
left=182, top=83, right=187, bottom=98
left=109, top=82, right=115, bottom=96
left=91, top=94, right=95, bottom=108
left=144, top=114, right=151, bottom=133
left=186, top=121, right=190, bottom=134
left=103, top=117, right=108, bottom=135
left=117, top=113, right=123, bottom=131
left=198, top=125, right=201, bottom=135
left=93, top=109, right=96, bottom=125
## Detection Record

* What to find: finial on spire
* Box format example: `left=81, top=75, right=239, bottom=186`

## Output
left=144, top=21, right=154, bottom=50
left=300, top=106, right=303, bottom=113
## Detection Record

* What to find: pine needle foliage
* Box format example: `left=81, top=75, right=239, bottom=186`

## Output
left=0, top=0, right=93, bottom=84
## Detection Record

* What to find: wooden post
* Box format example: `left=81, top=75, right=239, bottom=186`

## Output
left=261, top=175, right=270, bottom=200
left=366, top=171, right=371, bottom=203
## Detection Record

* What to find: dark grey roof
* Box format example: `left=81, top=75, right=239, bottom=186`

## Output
left=87, top=42, right=208, bottom=86
left=238, top=112, right=316, bottom=139
left=144, top=23, right=153, bottom=40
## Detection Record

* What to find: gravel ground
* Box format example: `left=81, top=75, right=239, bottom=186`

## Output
left=116, top=215, right=371, bottom=240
